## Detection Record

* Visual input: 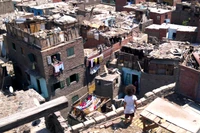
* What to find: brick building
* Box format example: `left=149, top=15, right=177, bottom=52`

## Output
left=171, top=2, right=200, bottom=26
left=114, top=41, right=187, bottom=97
left=176, top=45, right=200, bottom=103
left=115, top=0, right=144, bottom=11
left=80, top=11, right=138, bottom=84
left=124, top=3, right=173, bottom=25
left=145, top=23, right=198, bottom=42
left=4, top=15, right=86, bottom=102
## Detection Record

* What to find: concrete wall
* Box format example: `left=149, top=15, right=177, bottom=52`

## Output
left=0, top=0, right=14, bottom=15
left=140, top=67, right=178, bottom=98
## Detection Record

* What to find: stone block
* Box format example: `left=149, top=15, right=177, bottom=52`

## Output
left=93, top=115, right=106, bottom=124
left=115, top=107, right=124, bottom=115
left=105, top=111, right=117, bottom=119
left=83, top=119, right=96, bottom=128
left=71, top=123, right=84, bottom=132
left=167, top=83, right=176, bottom=89
left=144, top=92, right=154, bottom=98
left=152, top=88, right=162, bottom=95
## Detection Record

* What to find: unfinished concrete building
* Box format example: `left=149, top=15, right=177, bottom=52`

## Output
left=4, top=15, right=86, bottom=104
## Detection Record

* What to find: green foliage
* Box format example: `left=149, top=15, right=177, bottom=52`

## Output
left=182, top=20, right=188, bottom=26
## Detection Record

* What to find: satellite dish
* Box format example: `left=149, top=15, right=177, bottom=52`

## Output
left=33, top=98, right=40, bottom=106
left=9, top=86, right=14, bottom=93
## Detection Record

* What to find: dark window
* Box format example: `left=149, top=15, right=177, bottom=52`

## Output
left=172, top=33, right=176, bottom=39
left=37, top=79, right=42, bottom=94
left=12, top=43, right=16, bottom=50
left=66, top=73, right=79, bottom=86
left=67, top=47, right=75, bottom=57
left=28, top=53, right=36, bottom=62
left=165, top=14, right=168, bottom=19
left=21, top=47, right=24, bottom=55
left=25, top=72, right=30, bottom=81
left=96, top=80, right=101, bottom=85
left=53, top=81, right=65, bottom=90
left=72, top=95, right=79, bottom=103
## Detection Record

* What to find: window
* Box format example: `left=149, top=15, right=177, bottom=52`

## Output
left=53, top=81, right=65, bottom=91
left=37, top=79, right=42, bottom=94
left=28, top=53, right=36, bottom=62
left=21, top=47, right=24, bottom=55
left=157, top=16, right=160, bottom=21
left=66, top=73, right=79, bottom=86
left=47, top=53, right=61, bottom=65
left=12, top=43, right=16, bottom=50
left=172, top=33, right=176, bottom=40
left=67, top=47, right=75, bottom=57
left=165, top=14, right=168, bottom=19
left=72, top=95, right=79, bottom=103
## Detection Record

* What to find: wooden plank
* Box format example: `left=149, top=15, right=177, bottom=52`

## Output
left=148, top=113, right=157, bottom=121
left=140, top=110, right=150, bottom=117
left=176, top=128, right=188, bottom=133
left=154, top=117, right=161, bottom=124
left=167, top=123, right=181, bottom=133
left=160, top=121, right=170, bottom=128
left=0, top=96, right=68, bottom=132
left=145, top=98, right=200, bottom=133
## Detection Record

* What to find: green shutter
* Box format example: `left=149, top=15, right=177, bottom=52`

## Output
left=72, top=95, right=79, bottom=103
left=67, top=47, right=74, bottom=57
left=60, top=81, right=65, bottom=89
left=76, top=73, right=79, bottom=82
left=66, top=78, right=70, bottom=86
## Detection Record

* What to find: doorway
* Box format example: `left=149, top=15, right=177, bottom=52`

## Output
left=132, top=74, right=139, bottom=94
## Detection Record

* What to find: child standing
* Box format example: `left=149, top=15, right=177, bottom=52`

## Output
left=123, top=84, right=138, bottom=124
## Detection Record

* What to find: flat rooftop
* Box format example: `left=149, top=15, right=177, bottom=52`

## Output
left=148, top=41, right=188, bottom=60
left=146, top=23, right=197, bottom=32
left=0, top=89, right=48, bottom=132
left=95, top=73, right=119, bottom=82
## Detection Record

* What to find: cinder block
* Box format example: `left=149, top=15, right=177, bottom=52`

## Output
left=93, top=115, right=106, bottom=124
left=105, top=111, right=117, bottom=119
left=152, top=88, right=161, bottom=94
left=71, top=123, right=84, bottom=132
left=144, top=92, right=154, bottom=98
left=83, top=119, right=96, bottom=128
left=115, top=107, right=124, bottom=115
left=167, top=83, right=176, bottom=89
